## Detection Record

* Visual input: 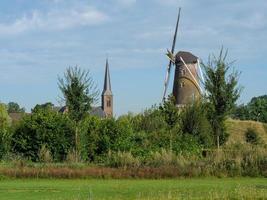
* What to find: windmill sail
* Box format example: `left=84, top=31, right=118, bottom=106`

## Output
left=162, top=7, right=181, bottom=101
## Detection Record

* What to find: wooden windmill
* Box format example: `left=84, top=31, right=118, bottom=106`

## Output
left=162, top=8, right=205, bottom=106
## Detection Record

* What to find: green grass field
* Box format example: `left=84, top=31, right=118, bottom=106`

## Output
left=0, top=178, right=266, bottom=200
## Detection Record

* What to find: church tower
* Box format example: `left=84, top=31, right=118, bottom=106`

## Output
left=102, top=59, right=113, bottom=117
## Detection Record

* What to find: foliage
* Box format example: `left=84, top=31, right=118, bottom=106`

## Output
left=202, top=49, right=241, bottom=147
left=234, top=95, right=267, bottom=123
left=58, top=66, right=99, bottom=122
left=12, top=108, right=74, bottom=161
left=245, top=128, right=261, bottom=145
left=0, top=104, right=12, bottom=159
left=79, top=116, right=101, bottom=161
left=159, top=95, right=179, bottom=129
left=79, top=116, right=134, bottom=162
left=7, top=102, right=25, bottom=113
left=38, top=145, right=53, bottom=163
left=31, top=102, right=54, bottom=113
left=179, top=100, right=213, bottom=148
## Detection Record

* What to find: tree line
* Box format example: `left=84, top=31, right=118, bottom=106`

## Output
left=0, top=49, right=264, bottom=163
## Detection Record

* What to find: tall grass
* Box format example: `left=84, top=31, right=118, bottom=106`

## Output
left=0, top=144, right=266, bottom=179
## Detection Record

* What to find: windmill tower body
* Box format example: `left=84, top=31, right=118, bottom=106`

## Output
left=172, top=51, right=201, bottom=106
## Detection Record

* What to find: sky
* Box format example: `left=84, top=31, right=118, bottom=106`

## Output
left=0, top=0, right=267, bottom=116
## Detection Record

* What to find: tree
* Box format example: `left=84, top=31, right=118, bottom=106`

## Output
left=159, top=95, right=180, bottom=150
left=202, top=49, right=241, bottom=148
left=7, top=102, right=25, bottom=113
left=0, top=104, right=11, bottom=159
left=180, top=100, right=213, bottom=148
left=12, top=108, right=74, bottom=161
left=32, top=102, right=54, bottom=113
left=159, top=95, right=179, bottom=129
left=58, top=66, right=99, bottom=122
left=247, top=95, right=267, bottom=122
left=58, top=66, right=99, bottom=161
left=233, top=95, right=267, bottom=123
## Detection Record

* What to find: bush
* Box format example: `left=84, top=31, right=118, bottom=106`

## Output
left=245, top=128, right=261, bottom=145
left=38, top=145, right=52, bottom=163
left=12, top=108, right=75, bottom=161
left=180, top=100, right=213, bottom=148
left=0, top=104, right=11, bottom=159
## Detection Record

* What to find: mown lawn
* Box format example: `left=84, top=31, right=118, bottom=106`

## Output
left=0, top=178, right=266, bottom=200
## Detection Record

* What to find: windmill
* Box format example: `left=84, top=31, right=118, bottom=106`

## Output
left=162, top=8, right=205, bottom=106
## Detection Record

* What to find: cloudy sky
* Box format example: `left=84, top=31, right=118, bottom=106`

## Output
left=0, top=0, right=266, bottom=115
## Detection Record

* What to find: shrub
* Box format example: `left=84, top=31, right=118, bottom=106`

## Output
left=12, top=108, right=75, bottom=161
left=0, top=104, right=11, bottom=159
left=66, top=149, right=80, bottom=163
left=38, top=145, right=52, bottom=163
left=245, top=128, right=261, bottom=145
left=180, top=100, right=213, bottom=148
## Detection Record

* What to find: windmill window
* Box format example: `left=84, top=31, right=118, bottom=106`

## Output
left=180, top=69, right=186, bottom=75
left=180, top=82, right=185, bottom=88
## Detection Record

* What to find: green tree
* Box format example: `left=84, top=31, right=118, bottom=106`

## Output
left=58, top=66, right=99, bottom=161
left=247, top=95, right=267, bottom=122
left=32, top=102, right=54, bottom=113
left=7, top=102, right=25, bottom=113
left=180, top=100, right=213, bottom=148
left=159, top=95, right=180, bottom=150
left=202, top=49, right=241, bottom=148
left=12, top=107, right=74, bottom=161
left=233, top=95, right=267, bottom=123
left=159, top=95, right=179, bottom=129
left=0, top=104, right=11, bottom=159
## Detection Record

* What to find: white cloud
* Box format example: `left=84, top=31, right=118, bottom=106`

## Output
left=0, top=7, right=109, bottom=35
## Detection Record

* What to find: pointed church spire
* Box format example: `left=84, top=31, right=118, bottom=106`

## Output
left=102, top=58, right=113, bottom=117
left=102, top=58, right=112, bottom=95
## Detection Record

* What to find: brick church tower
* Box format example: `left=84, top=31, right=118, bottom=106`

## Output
left=102, top=59, right=113, bottom=117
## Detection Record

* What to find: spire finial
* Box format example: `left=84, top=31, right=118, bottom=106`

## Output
left=102, top=58, right=112, bottom=95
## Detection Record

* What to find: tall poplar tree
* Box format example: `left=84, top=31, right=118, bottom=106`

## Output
left=202, top=49, right=241, bottom=148
left=58, top=66, right=99, bottom=160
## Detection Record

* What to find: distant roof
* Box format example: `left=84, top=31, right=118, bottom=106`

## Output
left=90, top=106, right=106, bottom=118
left=175, top=51, right=198, bottom=64
left=57, top=106, right=106, bottom=118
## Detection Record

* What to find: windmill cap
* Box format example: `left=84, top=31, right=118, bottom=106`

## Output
left=176, top=51, right=198, bottom=64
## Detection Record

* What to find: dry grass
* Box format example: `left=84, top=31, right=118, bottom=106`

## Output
left=226, top=118, right=267, bottom=145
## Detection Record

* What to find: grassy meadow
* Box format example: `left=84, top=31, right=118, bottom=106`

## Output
left=0, top=178, right=266, bottom=200
left=226, top=119, right=267, bottom=145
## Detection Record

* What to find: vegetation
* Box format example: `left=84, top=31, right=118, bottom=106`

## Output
left=0, top=104, right=11, bottom=159
left=7, top=102, right=25, bottom=113
left=245, top=128, right=261, bottom=145
left=202, top=49, right=241, bottom=148
left=58, top=66, right=99, bottom=161
left=234, top=95, right=267, bottom=123
left=11, top=106, right=75, bottom=161
left=0, top=54, right=266, bottom=180
left=0, top=178, right=266, bottom=200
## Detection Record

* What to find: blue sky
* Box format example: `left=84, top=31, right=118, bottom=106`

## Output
left=0, top=0, right=267, bottom=116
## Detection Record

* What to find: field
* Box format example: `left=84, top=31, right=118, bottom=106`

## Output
left=0, top=178, right=266, bottom=200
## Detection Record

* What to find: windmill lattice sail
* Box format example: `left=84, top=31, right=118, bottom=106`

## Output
left=162, top=7, right=181, bottom=101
